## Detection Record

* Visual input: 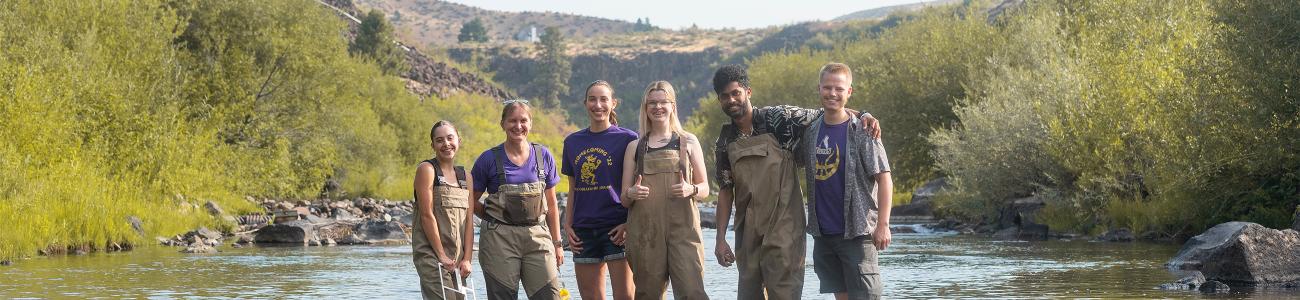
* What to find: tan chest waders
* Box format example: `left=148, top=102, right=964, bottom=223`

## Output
left=478, top=144, right=562, bottom=300
left=413, top=163, right=471, bottom=300
left=625, top=134, right=709, bottom=300
left=727, top=134, right=806, bottom=300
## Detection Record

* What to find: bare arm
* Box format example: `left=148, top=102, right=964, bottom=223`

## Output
left=873, top=172, right=894, bottom=251
left=714, top=188, right=736, bottom=267
left=685, top=134, right=710, bottom=200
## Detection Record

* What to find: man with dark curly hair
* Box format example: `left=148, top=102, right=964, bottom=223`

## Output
left=709, top=64, right=881, bottom=299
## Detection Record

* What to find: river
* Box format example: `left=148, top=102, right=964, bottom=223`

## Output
left=1, top=225, right=1292, bottom=299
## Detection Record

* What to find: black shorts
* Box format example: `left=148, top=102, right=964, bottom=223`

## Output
left=571, top=226, right=626, bottom=264
left=813, top=234, right=883, bottom=299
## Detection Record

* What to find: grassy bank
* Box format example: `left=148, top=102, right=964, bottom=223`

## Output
left=0, top=0, right=573, bottom=261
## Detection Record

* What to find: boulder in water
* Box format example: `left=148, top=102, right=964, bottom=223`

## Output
left=255, top=220, right=318, bottom=245
left=353, top=220, right=409, bottom=244
left=184, top=227, right=223, bottom=241
left=698, top=206, right=717, bottom=229
left=1166, top=222, right=1300, bottom=286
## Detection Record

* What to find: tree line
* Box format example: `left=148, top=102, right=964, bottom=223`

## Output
left=688, top=0, right=1300, bottom=237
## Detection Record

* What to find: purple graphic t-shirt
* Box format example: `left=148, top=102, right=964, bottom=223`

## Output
left=471, top=144, right=561, bottom=194
left=814, top=121, right=849, bottom=236
left=561, top=126, right=638, bottom=229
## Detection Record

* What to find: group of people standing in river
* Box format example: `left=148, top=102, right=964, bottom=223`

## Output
left=410, top=63, right=894, bottom=300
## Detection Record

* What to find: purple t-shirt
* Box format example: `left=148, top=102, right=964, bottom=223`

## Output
left=814, top=121, right=849, bottom=236
left=561, top=126, right=639, bottom=229
left=471, top=144, right=561, bottom=194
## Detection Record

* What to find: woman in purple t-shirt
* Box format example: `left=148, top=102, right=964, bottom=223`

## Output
left=561, top=80, right=639, bottom=300
left=469, top=100, right=566, bottom=299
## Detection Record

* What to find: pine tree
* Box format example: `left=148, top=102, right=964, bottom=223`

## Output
left=458, top=18, right=489, bottom=43
left=350, top=10, right=408, bottom=75
left=530, top=26, right=570, bottom=109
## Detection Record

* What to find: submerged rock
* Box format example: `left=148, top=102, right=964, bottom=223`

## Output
left=1096, top=228, right=1135, bottom=242
left=1199, top=280, right=1230, bottom=294
left=1167, top=222, right=1300, bottom=286
left=1158, top=271, right=1206, bottom=290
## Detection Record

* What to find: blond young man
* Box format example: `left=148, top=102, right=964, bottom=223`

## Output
left=796, top=63, right=893, bottom=300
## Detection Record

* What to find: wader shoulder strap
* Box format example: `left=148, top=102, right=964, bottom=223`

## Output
left=428, top=159, right=446, bottom=187
left=634, top=134, right=651, bottom=176
left=492, top=145, right=506, bottom=189
left=532, top=143, right=546, bottom=183
left=454, top=166, right=468, bottom=187
left=678, top=135, right=691, bottom=176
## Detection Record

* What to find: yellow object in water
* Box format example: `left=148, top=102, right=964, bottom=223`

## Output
left=558, top=287, right=571, bottom=300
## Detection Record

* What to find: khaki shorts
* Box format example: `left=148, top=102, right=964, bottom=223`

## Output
left=813, top=234, right=883, bottom=299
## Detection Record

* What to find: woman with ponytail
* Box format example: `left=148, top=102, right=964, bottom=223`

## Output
left=560, top=80, right=639, bottom=299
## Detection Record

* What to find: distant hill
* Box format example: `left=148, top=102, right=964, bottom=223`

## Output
left=355, top=0, right=648, bottom=47
left=321, top=0, right=514, bottom=100
left=834, top=0, right=962, bottom=21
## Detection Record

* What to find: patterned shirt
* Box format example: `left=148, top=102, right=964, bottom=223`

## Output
left=713, top=105, right=822, bottom=189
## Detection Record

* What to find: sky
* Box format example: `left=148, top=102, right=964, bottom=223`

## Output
left=444, top=0, right=928, bottom=29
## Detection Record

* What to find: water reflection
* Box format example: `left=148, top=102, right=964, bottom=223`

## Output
left=0, top=228, right=1293, bottom=299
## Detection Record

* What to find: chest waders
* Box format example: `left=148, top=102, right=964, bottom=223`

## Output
left=626, top=134, right=709, bottom=300
left=479, top=144, right=561, bottom=300
left=413, top=163, right=471, bottom=300
left=727, top=134, right=806, bottom=300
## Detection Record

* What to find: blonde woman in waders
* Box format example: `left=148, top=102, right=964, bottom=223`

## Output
left=562, top=80, right=637, bottom=300
left=413, top=121, right=476, bottom=300
left=620, top=81, right=711, bottom=299
left=470, top=100, right=565, bottom=299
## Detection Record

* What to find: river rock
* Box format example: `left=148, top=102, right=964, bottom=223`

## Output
left=127, top=216, right=144, bottom=236
left=332, top=207, right=357, bottom=220
left=699, top=206, right=717, bottom=229
left=181, top=237, right=218, bottom=254
left=204, top=201, right=225, bottom=217
left=896, top=178, right=946, bottom=217
left=1158, top=271, right=1206, bottom=290
left=998, top=196, right=1045, bottom=229
left=1199, top=280, right=1230, bottom=294
left=1097, top=228, right=1135, bottom=242
left=183, top=226, right=224, bottom=241
left=255, top=220, right=318, bottom=245
left=1166, top=222, right=1300, bottom=285
left=353, top=220, right=409, bottom=244
left=891, top=226, right=918, bottom=234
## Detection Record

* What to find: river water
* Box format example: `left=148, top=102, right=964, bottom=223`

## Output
left=1, top=225, right=1293, bottom=299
